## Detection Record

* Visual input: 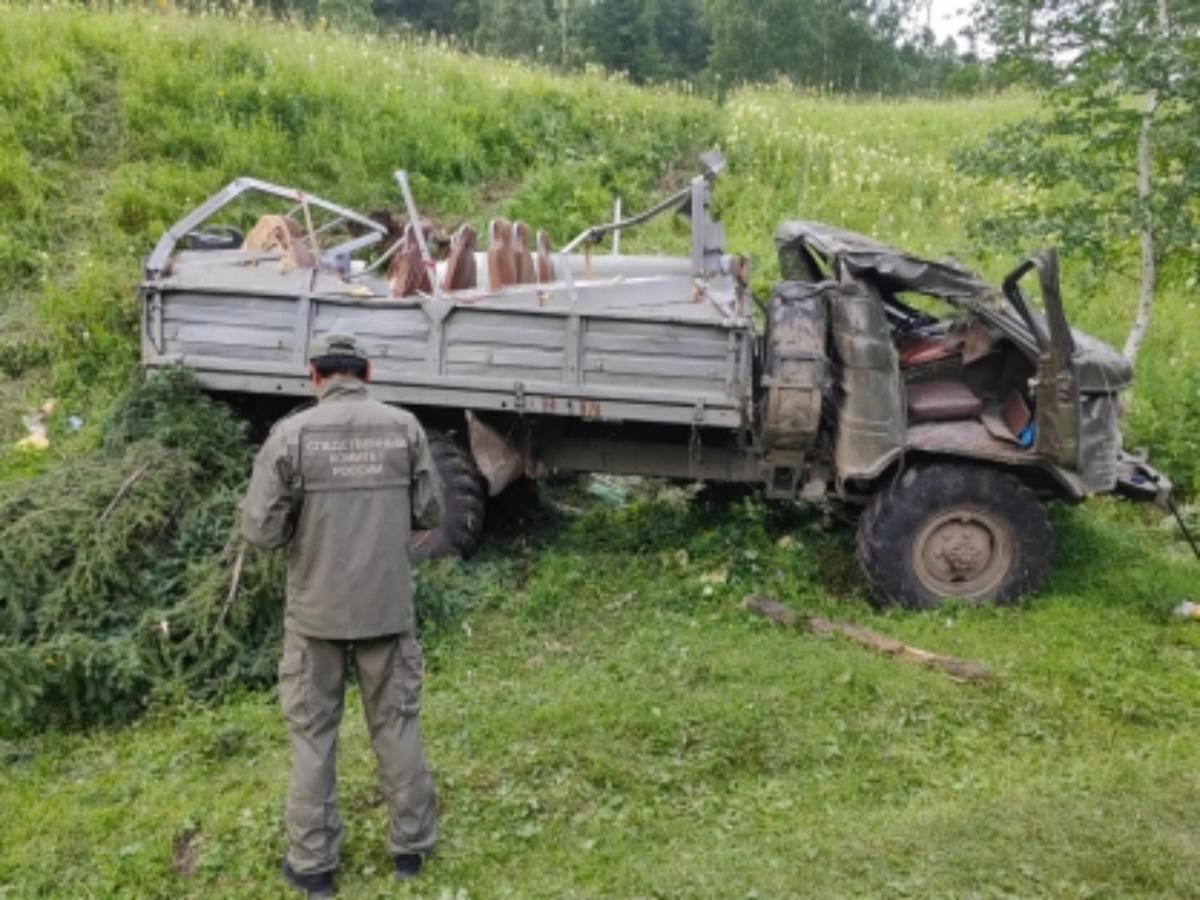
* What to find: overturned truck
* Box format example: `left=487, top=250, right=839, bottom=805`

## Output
left=139, top=156, right=1168, bottom=608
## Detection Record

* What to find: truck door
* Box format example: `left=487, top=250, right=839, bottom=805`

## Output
left=1001, top=250, right=1081, bottom=470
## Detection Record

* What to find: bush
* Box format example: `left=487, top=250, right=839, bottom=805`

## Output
left=0, top=370, right=285, bottom=733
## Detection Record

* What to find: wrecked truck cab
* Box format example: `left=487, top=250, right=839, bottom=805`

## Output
left=767, top=221, right=1170, bottom=607
left=771, top=221, right=1148, bottom=498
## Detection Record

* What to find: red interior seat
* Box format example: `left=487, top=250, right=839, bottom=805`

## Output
left=906, top=380, right=984, bottom=422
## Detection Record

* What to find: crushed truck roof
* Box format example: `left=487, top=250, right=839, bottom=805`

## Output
left=775, top=220, right=990, bottom=299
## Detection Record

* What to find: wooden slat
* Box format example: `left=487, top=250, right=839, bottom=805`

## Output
left=583, top=354, right=726, bottom=380
left=583, top=332, right=730, bottom=359
left=165, top=341, right=295, bottom=362
left=313, top=305, right=431, bottom=340
left=457, top=347, right=561, bottom=366
left=164, top=293, right=298, bottom=325
left=585, top=318, right=728, bottom=342
left=581, top=370, right=728, bottom=394
left=446, top=324, right=569, bottom=350
left=444, top=363, right=575, bottom=380
left=358, top=341, right=429, bottom=363
left=445, top=346, right=564, bottom=369
left=164, top=306, right=298, bottom=329
left=447, top=310, right=565, bottom=332
left=167, top=323, right=294, bottom=350
left=151, top=353, right=740, bottom=410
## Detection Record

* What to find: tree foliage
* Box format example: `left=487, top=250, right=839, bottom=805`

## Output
left=476, top=0, right=557, bottom=62
left=249, top=0, right=978, bottom=92
left=955, top=0, right=1199, bottom=290
left=703, top=0, right=924, bottom=92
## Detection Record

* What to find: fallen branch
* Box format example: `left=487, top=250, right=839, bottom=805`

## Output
left=214, top=542, right=248, bottom=634
left=98, top=462, right=151, bottom=524
left=740, top=594, right=995, bottom=684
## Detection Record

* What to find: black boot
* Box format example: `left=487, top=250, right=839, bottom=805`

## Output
left=394, top=853, right=423, bottom=881
left=281, top=857, right=336, bottom=898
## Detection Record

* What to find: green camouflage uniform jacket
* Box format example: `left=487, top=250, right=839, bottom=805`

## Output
left=240, top=379, right=443, bottom=639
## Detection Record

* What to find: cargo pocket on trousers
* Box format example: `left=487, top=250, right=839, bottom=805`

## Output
left=278, top=637, right=312, bottom=731
left=393, top=636, right=424, bottom=718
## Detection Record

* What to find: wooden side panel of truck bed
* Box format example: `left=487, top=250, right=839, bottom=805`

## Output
left=141, top=254, right=754, bottom=429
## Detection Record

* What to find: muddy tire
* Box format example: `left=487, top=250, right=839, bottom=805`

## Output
left=856, top=463, right=1052, bottom=609
left=409, top=430, right=486, bottom=560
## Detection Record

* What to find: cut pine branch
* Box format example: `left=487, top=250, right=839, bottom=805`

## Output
left=740, top=594, right=995, bottom=684
left=97, top=462, right=151, bottom=524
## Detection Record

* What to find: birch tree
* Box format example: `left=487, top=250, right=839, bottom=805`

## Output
left=957, top=0, right=1199, bottom=366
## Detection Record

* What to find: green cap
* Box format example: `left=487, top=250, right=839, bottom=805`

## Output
left=309, top=332, right=368, bottom=361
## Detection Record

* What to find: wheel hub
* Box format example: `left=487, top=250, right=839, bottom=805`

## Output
left=913, top=508, right=1013, bottom=600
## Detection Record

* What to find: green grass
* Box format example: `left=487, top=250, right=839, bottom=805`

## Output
left=3, top=6, right=1200, bottom=897
left=3, top=488, right=1200, bottom=897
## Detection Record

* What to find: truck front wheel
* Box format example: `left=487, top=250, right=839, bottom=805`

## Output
left=856, top=463, right=1052, bottom=609
left=410, top=430, right=486, bottom=560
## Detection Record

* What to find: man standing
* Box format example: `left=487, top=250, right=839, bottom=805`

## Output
left=241, top=333, right=443, bottom=897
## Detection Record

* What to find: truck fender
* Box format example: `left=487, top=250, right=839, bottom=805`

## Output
left=465, top=411, right=526, bottom=497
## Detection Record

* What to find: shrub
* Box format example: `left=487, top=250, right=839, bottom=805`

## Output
left=0, top=371, right=284, bottom=732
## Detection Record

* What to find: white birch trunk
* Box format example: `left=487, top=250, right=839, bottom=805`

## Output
left=1125, top=92, right=1158, bottom=365
left=1123, top=0, right=1171, bottom=365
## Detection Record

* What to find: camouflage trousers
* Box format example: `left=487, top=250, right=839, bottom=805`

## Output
left=278, top=629, right=437, bottom=875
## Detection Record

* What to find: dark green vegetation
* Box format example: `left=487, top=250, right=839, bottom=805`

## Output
left=2, top=6, right=1200, bottom=895
left=261, top=0, right=974, bottom=93
left=0, top=371, right=288, bottom=730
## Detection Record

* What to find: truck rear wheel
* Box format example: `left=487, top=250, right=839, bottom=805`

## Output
left=856, top=463, right=1052, bottom=609
left=410, top=430, right=486, bottom=560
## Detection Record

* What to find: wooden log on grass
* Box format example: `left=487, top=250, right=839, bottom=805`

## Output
left=740, top=594, right=995, bottom=684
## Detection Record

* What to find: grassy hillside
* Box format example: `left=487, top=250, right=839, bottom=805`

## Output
left=2, top=6, right=1200, bottom=897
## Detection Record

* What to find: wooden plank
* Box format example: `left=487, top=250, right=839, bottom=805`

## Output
left=583, top=332, right=730, bottom=359
left=584, top=317, right=731, bottom=341
left=165, top=292, right=297, bottom=319
left=179, top=366, right=746, bottom=428
left=445, top=324, right=569, bottom=350
left=167, top=323, right=294, bottom=350
left=167, top=263, right=313, bottom=293
left=444, top=365, right=568, bottom=382
left=581, top=370, right=729, bottom=394
left=358, top=342, right=429, bottom=364
left=164, top=341, right=295, bottom=362
left=446, top=346, right=564, bottom=369
left=741, top=594, right=996, bottom=684
left=313, top=306, right=431, bottom=341
left=447, top=309, right=566, bottom=331
left=164, top=305, right=298, bottom=329
left=149, top=352, right=740, bottom=409
left=583, top=354, right=727, bottom=380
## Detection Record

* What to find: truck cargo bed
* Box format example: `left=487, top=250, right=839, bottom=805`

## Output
left=142, top=251, right=755, bottom=429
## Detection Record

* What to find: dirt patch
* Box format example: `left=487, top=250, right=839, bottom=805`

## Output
left=171, top=827, right=203, bottom=877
